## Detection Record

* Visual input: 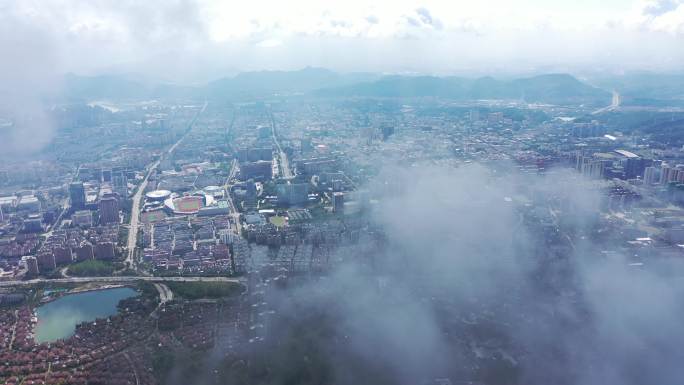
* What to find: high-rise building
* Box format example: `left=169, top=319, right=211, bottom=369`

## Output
left=94, top=242, right=115, bottom=260
left=112, top=172, right=128, bottom=198
left=239, top=161, right=273, bottom=181
left=277, top=183, right=309, bottom=206
left=72, top=210, right=93, bottom=227
left=644, top=167, right=658, bottom=185
left=25, top=256, right=39, bottom=276
left=102, top=169, right=112, bottom=182
left=23, top=214, right=43, bottom=233
left=219, top=229, right=237, bottom=245
left=53, top=246, right=73, bottom=265
left=74, top=242, right=94, bottom=261
left=37, top=253, right=56, bottom=271
left=301, top=138, right=313, bottom=153
left=69, top=182, right=86, bottom=209
left=333, top=192, right=344, bottom=213
left=661, top=165, right=673, bottom=184
left=99, top=194, right=119, bottom=224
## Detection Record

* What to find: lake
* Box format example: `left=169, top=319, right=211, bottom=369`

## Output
left=35, top=287, right=138, bottom=343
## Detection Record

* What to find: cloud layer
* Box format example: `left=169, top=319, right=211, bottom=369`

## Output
left=1, top=0, right=683, bottom=80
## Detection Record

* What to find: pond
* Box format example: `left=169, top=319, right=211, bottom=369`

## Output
left=35, top=287, right=138, bottom=343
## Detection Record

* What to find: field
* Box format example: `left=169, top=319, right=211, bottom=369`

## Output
left=68, top=260, right=115, bottom=277
left=173, top=196, right=203, bottom=213
left=269, top=215, right=287, bottom=227
left=166, top=281, right=245, bottom=299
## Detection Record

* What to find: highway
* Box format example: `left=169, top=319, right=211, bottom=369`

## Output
left=268, top=107, right=293, bottom=179
left=223, top=159, right=242, bottom=236
left=0, top=275, right=243, bottom=288
left=592, top=90, right=620, bottom=115
left=124, top=101, right=208, bottom=269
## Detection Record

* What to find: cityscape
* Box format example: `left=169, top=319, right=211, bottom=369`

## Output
left=2, top=1, right=684, bottom=385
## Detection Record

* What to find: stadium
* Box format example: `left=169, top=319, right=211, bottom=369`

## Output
left=163, top=193, right=215, bottom=215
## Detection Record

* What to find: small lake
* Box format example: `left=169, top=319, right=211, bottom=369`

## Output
left=35, top=287, right=138, bottom=343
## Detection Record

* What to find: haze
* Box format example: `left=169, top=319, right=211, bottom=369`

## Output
left=2, top=0, right=684, bottom=81
left=2, top=1, right=684, bottom=385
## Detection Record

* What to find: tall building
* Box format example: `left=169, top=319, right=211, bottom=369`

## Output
left=661, top=165, right=673, bottom=184
left=239, top=161, right=273, bottom=181
left=69, top=182, right=86, bottom=209
left=301, top=138, right=313, bottom=153
left=644, top=167, right=658, bottom=185
left=99, top=194, right=119, bottom=224
left=112, top=172, right=128, bottom=198
left=102, top=169, right=112, bottom=182
left=333, top=192, right=344, bottom=213
left=277, top=183, right=309, bottom=206
left=74, top=242, right=94, bottom=261
left=25, top=256, right=39, bottom=276
left=623, top=157, right=646, bottom=179
left=37, top=253, right=56, bottom=271
left=72, top=210, right=93, bottom=227
left=53, top=246, right=73, bottom=265
left=94, top=242, right=115, bottom=260
left=219, top=229, right=237, bottom=245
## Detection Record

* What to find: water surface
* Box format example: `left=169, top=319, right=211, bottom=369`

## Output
left=35, top=287, right=137, bottom=343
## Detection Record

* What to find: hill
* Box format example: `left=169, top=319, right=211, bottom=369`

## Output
left=315, top=73, right=611, bottom=105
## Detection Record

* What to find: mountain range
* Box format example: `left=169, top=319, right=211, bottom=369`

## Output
left=59, top=68, right=635, bottom=106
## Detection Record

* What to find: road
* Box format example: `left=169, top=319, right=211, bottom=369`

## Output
left=222, top=159, right=242, bottom=236
left=125, top=101, right=208, bottom=269
left=153, top=283, right=173, bottom=303
left=268, top=107, right=293, bottom=179
left=592, top=90, right=620, bottom=115
left=0, top=275, right=243, bottom=288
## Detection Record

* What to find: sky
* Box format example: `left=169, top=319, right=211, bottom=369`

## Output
left=1, top=0, right=683, bottom=82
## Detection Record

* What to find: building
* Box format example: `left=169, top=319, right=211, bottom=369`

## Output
left=74, top=242, right=94, bottom=261
left=239, top=161, right=273, bottom=181
left=297, top=157, right=338, bottom=175
left=69, top=182, right=86, bottom=209
left=37, top=253, right=56, bottom=271
left=102, top=169, right=112, bottom=182
left=644, top=167, right=658, bottom=185
left=219, top=229, right=237, bottom=245
left=99, top=194, right=119, bottom=224
left=94, top=242, right=115, bottom=260
left=53, top=246, right=73, bottom=265
left=333, top=192, right=344, bottom=213
left=112, top=172, right=128, bottom=197
left=22, top=214, right=43, bottom=233
left=277, top=183, right=309, bottom=206
left=16, top=195, right=41, bottom=212
left=25, top=256, right=39, bottom=276
left=72, top=210, right=93, bottom=227
left=301, top=138, right=313, bottom=153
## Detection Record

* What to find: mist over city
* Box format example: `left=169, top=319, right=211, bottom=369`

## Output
left=1, top=1, right=684, bottom=385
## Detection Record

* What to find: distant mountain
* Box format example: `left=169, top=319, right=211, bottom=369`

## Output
left=60, top=70, right=611, bottom=105
left=315, top=73, right=611, bottom=105
left=62, top=73, right=198, bottom=101
left=63, top=73, right=149, bottom=100
left=62, top=68, right=380, bottom=101
left=591, top=72, right=684, bottom=106
left=205, top=67, right=379, bottom=99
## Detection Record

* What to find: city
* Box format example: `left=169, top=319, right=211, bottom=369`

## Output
left=2, top=1, right=684, bottom=385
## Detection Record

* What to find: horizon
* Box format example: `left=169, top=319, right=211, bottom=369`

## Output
left=3, top=1, right=684, bottom=84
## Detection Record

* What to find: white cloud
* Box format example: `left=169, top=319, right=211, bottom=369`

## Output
left=0, top=0, right=682, bottom=79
